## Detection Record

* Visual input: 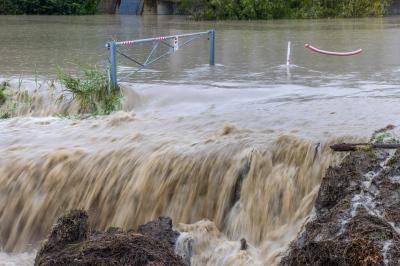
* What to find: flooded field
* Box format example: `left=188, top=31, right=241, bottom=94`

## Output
left=1, top=15, right=400, bottom=265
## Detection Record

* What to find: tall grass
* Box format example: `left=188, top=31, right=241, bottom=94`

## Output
left=0, top=81, right=8, bottom=106
left=0, top=80, right=36, bottom=119
left=0, top=67, right=122, bottom=120
left=57, top=66, right=122, bottom=115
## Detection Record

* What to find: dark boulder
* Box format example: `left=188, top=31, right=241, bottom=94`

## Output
left=35, top=210, right=186, bottom=266
left=136, top=216, right=180, bottom=249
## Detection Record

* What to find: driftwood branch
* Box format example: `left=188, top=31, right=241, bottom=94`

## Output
left=330, top=143, right=400, bottom=152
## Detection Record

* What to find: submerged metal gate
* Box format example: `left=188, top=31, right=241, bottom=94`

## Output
left=106, top=30, right=215, bottom=88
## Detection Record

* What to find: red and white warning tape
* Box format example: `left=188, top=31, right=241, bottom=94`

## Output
left=120, top=40, right=135, bottom=46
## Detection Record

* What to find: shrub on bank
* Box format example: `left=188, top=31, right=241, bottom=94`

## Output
left=57, top=66, right=122, bottom=115
left=0, top=0, right=99, bottom=15
left=179, top=0, right=391, bottom=19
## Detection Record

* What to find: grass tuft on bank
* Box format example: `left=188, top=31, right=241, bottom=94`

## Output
left=57, top=66, right=122, bottom=116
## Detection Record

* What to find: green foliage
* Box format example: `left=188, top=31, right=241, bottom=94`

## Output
left=57, top=66, right=122, bottom=116
left=107, top=224, right=119, bottom=231
left=0, top=81, right=9, bottom=106
left=0, top=0, right=99, bottom=15
left=0, top=85, right=34, bottom=119
left=179, top=0, right=392, bottom=19
left=356, top=145, right=372, bottom=152
left=372, top=132, right=399, bottom=144
left=0, top=66, right=121, bottom=120
left=0, top=112, right=10, bottom=119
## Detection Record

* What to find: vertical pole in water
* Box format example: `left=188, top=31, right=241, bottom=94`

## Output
left=286, top=41, right=291, bottom=66
left=109, top=41, right=118, bottom=88
left=209, top=30, right=215, bottom=66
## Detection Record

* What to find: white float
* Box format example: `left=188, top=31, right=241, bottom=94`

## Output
left=305, top=44, right=362, bottom=56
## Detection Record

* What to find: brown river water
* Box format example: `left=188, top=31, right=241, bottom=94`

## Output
left=1, top=15, right=400, bottom=265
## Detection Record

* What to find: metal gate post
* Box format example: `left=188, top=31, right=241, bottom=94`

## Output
left=109, top=41, right=118, bottom=88
left=209, top=30, right=215, bottom=66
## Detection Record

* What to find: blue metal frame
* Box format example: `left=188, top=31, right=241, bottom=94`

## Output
left=106, top=30, right=216, bottom=88
left=109, top=41, right=117, bottom=89
left=209, top=30, right=215, bottom=66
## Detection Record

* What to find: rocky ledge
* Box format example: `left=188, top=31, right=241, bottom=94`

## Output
left=281, top=136, right=400, bottom=265
left=35, top=210, right=188, bottom=266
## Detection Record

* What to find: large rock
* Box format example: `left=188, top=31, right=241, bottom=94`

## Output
left=136, top=216, right=180, bottom=248
left=281, top=148, right=400, bottom=266
left=35, top=210, right=186, bottom=266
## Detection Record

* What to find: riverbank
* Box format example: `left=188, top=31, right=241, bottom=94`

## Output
left=282, top=127, right=400, bottom=265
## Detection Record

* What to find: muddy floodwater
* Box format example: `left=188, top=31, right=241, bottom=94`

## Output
left=1, top=15, right=400, bottom=265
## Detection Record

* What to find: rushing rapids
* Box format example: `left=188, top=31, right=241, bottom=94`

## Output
left=0, top=82, right=352, bottom=264
left=0, top=137, right=341, bottom=264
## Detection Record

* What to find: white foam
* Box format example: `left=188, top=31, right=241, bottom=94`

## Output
left=0, top=252, right=35, bottom=266
left=174, top=232, right=193, bottom=265
left=389, top=176, right=400, bottom=184
left=382, top=240, right=392, bottom=266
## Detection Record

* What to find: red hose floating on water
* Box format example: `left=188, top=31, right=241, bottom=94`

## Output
left=305, top=44, right=363, bottom=56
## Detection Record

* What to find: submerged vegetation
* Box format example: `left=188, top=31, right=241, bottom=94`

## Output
left=0, top=82, right=10, bottom=118
left=0, top=81, right=33, bottom=119
left=0, top=81, right=8, bottom=106
left=0, top=66, right=121, bottom=119
left=0, top=0, right=99, bottom=15
left=179, top=0, right=392, bottom=20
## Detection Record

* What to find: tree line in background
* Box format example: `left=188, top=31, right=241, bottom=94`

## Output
left=0, top=0, right=99, bottom=15
left=179, top=0, right=392, bottom=19
left=0, top=0, right=392, bottom=18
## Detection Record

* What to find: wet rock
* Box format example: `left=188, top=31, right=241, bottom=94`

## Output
left=281, top=148, right=400, bottom=266
left=136, top=216, right=180, bottom=248
left=134, top=217, right=194, bottom=265
left=315, top=151, right=381, bottom=214
left=35, top=211, right=186, bottom=266
left=230, top=155, right=252, bottom=206
left=240, top=238, right=248, bottom=251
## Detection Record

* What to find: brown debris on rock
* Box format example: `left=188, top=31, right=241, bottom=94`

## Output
left=281, top=148, right=400, bottom=266
left=35, top=210, right=186, bottom=266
